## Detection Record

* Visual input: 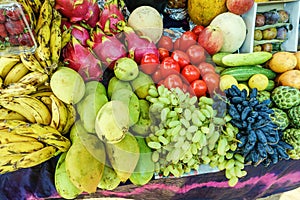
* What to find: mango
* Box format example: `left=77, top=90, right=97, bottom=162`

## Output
left=111, top=88, right=140, bottom=127
left=130, top=72, right=155, bottom=99
left=97, top=165, right=121, bottom=190
left=131, top=99, right=152, bottom=136
left=129, top=136, right=155, bottom=186
left=105, top=132, right=140, bottom=182
left=84, top=81, right=107, bottom=96
left=107, top=76, right=132, bottom=99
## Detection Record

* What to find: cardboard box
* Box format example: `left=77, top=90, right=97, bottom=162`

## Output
left=240, top=0, right=300, bottom=53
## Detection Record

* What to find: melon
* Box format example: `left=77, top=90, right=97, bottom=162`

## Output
left=210, top=12, right=247, bottom=53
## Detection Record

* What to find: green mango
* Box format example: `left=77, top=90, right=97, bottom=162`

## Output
left=129, top=136, right=155, bottom=186
left=105, top=132, right=140, bottom=182
left=111, top=88, right=140, bottom=127
left=107, top=76, right=132, bottom=99
left=84, top=81, right=107, bottom=96
left=69, top=121, right=81, bottom=144
left=65, top=136, right=105, bottom=193
left=97, top=165, right=121, bottom=190
left=55, top=152, right=83, bottom=199
left=131, top=99, right=152, bottom=136
left=77, top=93, right=108, bottom=133
left=130, top=71, right=155, bottom=99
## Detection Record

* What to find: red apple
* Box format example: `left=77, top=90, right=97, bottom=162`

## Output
left=197, top=25, right=224, bottom=55
left=226, top=0, right=254, bottom=15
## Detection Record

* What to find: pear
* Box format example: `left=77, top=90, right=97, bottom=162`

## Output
left=130, top=71, right=155, bottom=99
left=105, top=132, right=140, bottom=182
left=107, top=76, right=132, bottom=99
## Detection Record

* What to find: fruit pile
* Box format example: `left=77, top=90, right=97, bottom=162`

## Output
left=0, top=0, right=300, bottom=199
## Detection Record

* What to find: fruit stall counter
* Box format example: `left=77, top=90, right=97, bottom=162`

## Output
left=1, top=158, right=300, bottom=200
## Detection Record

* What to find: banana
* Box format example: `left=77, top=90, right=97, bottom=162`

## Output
left=24, top=0, right=42, bottom=15
left=31, top=91, right=54, bottom=98
left=62, top=103, right=77, bottom=135
left=0, top=108, right=27, bottom=121
left=0, top=56, right=20, bottom=78
left=13, top=95, right=52, bottom=125
left=35, top=0, right=53, bottom=33
left=35, top=45, right=52, bottom=68
left=50, top=24, right=62, bottom=64
left=39, top=96, right=52, bottom=111
left=15, top=146, right=57, bottom=169
left=0, top=77, right=3, bottom=88
left=49, top=94, right=68, bottom=132
left=52, top=8, right=62, bottom=27
left=37, top=23, right=51, bottom=47
left=0, top=119, right=28, bottom=130
left=10, top=123, right=71, bottom=152
left=0, top=154, right=24, bottom=167
left=4, top=63, right=29, bottom=85
left=0, top=141, right=44, bottom=155
left=61, top=28, right=72, bottom=49
left=0, top=83, right=36, bottom=98
left=36, top=84, right=52, bottom=92
left=20, top=53, right=45, bottom=74
left=18, top=71, right=49, bottom=87
left=17, top=0, right=36, bottom=29
left=0, top=129, right=37, bottom=144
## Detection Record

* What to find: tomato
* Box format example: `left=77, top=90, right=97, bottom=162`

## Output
left=202, top=72, right=220, bottom=95
left=140, top=53, right=160, bottom=75
left=157, top=35, right=173, bottom=51
left=173, top=37, right=181, bottom=50
left=181, top=64, right=200, bottom=83
left=197, top=62, right=216, bottom=76
left=171, top=50, right=190, bottom=69
left=179, top=31, right=197, bottom=51
left=163, top=74, right=183, bottom=90
left=192, top=25, right=205, bottom=37
left=158, top=47, right=170, bottom=62
left=160, top=57, right=180, bottom=78
left=190, top=79, right=207, bottom=97
left=186, top=44, right=207, bottom=65
left=152, top=69, right=163, bottom=83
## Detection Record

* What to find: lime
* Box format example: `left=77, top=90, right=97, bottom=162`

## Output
left=219, top=74, right=238, bottom=91
left=248, top=74, right=269, bottom=91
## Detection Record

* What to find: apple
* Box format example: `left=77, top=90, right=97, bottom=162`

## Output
left=197, top=25, right=224, bottom=55
left=226, top=0, right=254, bottom=15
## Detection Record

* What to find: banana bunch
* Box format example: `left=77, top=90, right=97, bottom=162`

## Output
left=0, top=119, right=71, bottom=174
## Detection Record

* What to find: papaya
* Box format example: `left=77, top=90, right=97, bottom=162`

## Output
left=188, top=0, right=227, bottom=26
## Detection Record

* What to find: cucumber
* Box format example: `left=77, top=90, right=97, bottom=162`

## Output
left=265, top=80, right=275, bottom=91
left=222, top=52, right=273, bottom=66
left=221, top=66, right=276, bottom=82
left=212, top=52, right=231, bottom=66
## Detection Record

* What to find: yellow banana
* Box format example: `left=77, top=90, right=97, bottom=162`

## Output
left=50, top=24, right=62, bottom=64
left=0, top=119, right=28, bottom=130
left=35, top=0, right=53, bottom=32
left=49, top=94, right=68, bottom=132
left=15, top=146, right=57, bottom=169
left=13, top=95, right=52, bottom=125
left=62, top=103, right=77, bottom=135
left=37, top=23, right=51, bottom=47
left=17, top=0, right=36, bottom=29
left=61, top=28, right=72, bottom=49
left=0, top=82, right=36, bottom=98
left=18, top=71, right=49, bottom=87
left=52, top=8, right=62, bottom=27
left=39, top=96, right=52, bottom=111
left=0, top=108, right=27, bottom=121
left=0, top=77, right=3, bottom=88
left=35, top=45, right=52, bottom=68
left=20, top=53, right=45, bottom=74
left=24, top=0, right=42, bottom=15
left=0, top=154, right=24, bottom=167
left=10, top=123, right=71, bottom=152
left=0, top=141, right=44, bottom=155
left=4, top=62, right=29, bottom=85
left=0, top=56, right=20, bottom=78
left=36, top=84, right=52, bottom=92
left=0, top=129, right=37, bottom=144
left=31, top=91, right=54, bottom=98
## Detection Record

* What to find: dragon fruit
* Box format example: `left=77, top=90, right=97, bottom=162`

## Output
left=71, top=24, right=90, bottom=47
left=55, top=0, right=100, bottom=28
left=63, top=37, right=102, bottom=81
left=98, top=0, right=126, bottom=35
left=87, top=34, right=127, bottom=69
left=123, top=26, right=159, bottom=64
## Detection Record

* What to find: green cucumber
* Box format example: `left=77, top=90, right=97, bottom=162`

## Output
left=265, top=80, right=275, bottom=91
left=212, top=52, right=231, bottom=66
left=222, top=52, right=273, bottom=66
left=221, top=66, right=276, bottom=82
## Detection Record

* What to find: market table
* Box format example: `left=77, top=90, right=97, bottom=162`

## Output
left=1, top=157, right=300, bottom=200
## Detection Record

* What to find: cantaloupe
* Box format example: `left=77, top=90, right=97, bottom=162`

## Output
left=210, top=12, right=247, bottom=53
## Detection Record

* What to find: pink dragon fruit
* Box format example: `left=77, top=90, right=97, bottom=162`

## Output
left=63, top=37, right=102, bottom=81
left=55, top=0, right=100, bottom=28
left=87, top=34, right=127, bottom=69
left=71, top=24, right=90, bottom=47
left=98, top=0, right=126, bottom=35
left=89, top=26, right=106, bottom=43
left=123, top=26, right=159, bottom=64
